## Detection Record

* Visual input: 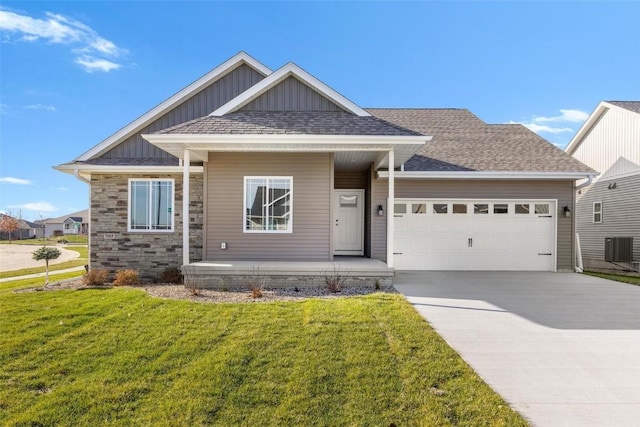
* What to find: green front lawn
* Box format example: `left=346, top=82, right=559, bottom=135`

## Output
left=0, top=246, right=88, bottom=279
left=584, top=271, right=640, bottom=286
left=0, top=235, right=88, bottom=245
left=0, top=281, right=526, bottom=426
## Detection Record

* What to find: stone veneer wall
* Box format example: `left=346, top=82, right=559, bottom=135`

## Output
left=90, top=173, right=203, bottom=280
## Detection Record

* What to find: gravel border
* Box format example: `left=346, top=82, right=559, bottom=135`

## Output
left=14, top=278, right=398, bottom=303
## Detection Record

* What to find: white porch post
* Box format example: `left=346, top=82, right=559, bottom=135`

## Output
left=182, top=149, right=190, bottom=267
left=386, top=149, right=395, bottom=268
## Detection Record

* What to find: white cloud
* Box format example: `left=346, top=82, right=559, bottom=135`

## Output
left=75, top=55, right=121, bottom=73
left=0, top=176, right=32, bottom=185
left=533, top=109, right=589, bottom=124
left=24, top=103, right=56, bottom=111
left=509, top=108, right=589, bottom=135
left=51, top=186, right=69, bottom=191
left=0, top=9, right=127, bottom=72
left=8, top=201, right=57, bottom=212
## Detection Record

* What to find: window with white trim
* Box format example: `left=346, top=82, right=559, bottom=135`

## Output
left=593, top=201, right=602, bottom=224
left=244, top=177, right=292, bottom=232
left=128, top=179, right=174, bottom=232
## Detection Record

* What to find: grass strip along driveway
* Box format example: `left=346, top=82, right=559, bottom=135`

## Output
left=0, top=282, right=526, bottom=426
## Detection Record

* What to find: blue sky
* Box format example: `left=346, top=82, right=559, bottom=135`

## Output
left=1, top=1, right=639, bottom=220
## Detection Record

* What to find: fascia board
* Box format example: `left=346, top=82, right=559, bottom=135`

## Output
left=75, top=52, right=272, bottom=162
left=54, top=164, right=204, bottom=175
left=143, top=133, right=430, bottom=145
left=377, top=171, right=598, bottom=180
left=210, top=62, right=371, bottom=117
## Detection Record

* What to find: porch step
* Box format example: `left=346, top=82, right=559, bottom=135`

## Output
left=181, top=259, right=394, bottom=289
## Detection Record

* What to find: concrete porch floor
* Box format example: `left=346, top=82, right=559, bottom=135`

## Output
left=182, top=257, right=394, bottom=288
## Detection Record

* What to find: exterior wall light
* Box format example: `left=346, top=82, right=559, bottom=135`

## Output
left=563, top=206, right=571, bottom=218
left=377, top=205, right=384, bottom=216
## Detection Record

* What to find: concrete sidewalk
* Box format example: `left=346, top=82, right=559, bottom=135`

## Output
left=0, top=266, right=85, bottom=283
left=395, top=271, right=640, bottom=427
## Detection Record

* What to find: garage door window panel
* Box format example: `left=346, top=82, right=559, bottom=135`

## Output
left=494, top=203, right=509, bottom=214
left=515, top=204, right=530, bottom=214
left=474, top=204, right=489, bottom=214
left=453, top=203, right=468, bottom=214
left=433, top=204, right=448, bottom=214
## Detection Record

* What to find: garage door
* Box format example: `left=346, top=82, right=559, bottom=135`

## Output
left=394, top=199, right=556, bottom=271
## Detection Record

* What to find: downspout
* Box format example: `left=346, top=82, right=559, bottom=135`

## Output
left=575, top=174, right=594, bottom=191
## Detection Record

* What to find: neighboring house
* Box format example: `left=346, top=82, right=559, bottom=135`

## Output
left=55, top=52, right=594, bottom=283
left=565, top=101, right=640, bottom=270
left=40, top=209, right=89, bottom=237
left=0, top=214, right=45, bottom=240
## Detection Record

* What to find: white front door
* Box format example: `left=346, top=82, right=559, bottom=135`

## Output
left=334, top=189, right=364, bottom=256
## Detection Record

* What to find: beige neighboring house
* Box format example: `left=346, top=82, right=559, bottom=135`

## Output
left=54, top=52, right=594, bottom=283
left=565, top=101, right=640, bottom=271
left=40, top=209, right=89, bottom=237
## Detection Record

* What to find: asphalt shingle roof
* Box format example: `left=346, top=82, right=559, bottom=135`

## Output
left=157, top=111, right=421, bottom=136
left=366, top=108, right=595, bottom=173
left=607, top=101, right=640, bottom=114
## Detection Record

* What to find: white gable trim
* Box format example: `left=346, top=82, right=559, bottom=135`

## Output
left=75, top=52, right=272, bottom=162
left=210, top=62, right=371, bottom=117
left=565, top=101, right=639, bottom=154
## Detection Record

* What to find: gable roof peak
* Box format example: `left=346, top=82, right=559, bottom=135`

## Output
left=75, top=51, right=272, bottom=161
left=211, top=61, right=371, bottom=117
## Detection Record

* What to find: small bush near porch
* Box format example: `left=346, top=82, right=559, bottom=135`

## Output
left=0, top=285, right=526, bottom=426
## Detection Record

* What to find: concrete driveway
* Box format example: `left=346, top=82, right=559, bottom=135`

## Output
left=395, top=271, right=640, bottom=427
left=0, top=244, right=80, bottom=272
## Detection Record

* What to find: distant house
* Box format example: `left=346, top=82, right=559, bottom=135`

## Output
left=40, top=209, right=89, bottom=237
left=54, top=52, right=594, bottom=283
left=0, top=214, right=44, bottom=240
left=565, top=101, right=640, bottom=271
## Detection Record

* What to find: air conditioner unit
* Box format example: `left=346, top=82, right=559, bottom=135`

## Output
left=604, top=237, right=633, bottom=263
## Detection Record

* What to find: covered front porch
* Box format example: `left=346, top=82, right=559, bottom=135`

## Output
left=181, top=257, right=394, bottom=289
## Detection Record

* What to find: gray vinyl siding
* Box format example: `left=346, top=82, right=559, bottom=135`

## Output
left=101, top=64, right=265, bottom=160
left=576, top=174, right=640, bottom=263
left=372, top=179, right=576, bottom=270
left=241, top=76, right=346, bottom=112
left=206, top=152, right=332, bottom=261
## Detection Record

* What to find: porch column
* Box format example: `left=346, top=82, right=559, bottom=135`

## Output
left=182, top=149, right=190, bottom=266
left=386, top=149, right=394, bottom=268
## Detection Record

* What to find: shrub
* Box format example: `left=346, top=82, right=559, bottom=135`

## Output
left=248, top=267, right=265, bottom=299
left=159, top=267, right=182, bottom=284
left=82, top=269, right=109, bottom=287
left=325, top=267, right=345, bottom=293
left=250, top=284, right=263, bottom=299
left=113, top=269, right=141, bottom=287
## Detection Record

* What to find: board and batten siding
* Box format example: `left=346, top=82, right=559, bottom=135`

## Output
left=241, top=76, right=345, bottom=112
left=572, top=107, right=640, bottom=178
left=205, top=152, right=332, bottom=261
left=371, top=179, right=576, bottom=271
left=101, top=64, right=265, bottom=160
left=576, top=173, right=640, bottom=264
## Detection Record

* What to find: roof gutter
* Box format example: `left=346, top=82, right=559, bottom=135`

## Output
left=377, top=171, right=598, bottom=180
left=575, top=174, right=595, bottom=190
left=73, top=169, right=90, bottom=184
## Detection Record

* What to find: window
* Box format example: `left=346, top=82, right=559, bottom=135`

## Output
left=474, top=203, right=488, bottom=214
left=129, top=179, right=174, bottom=232
left=452, top=203, right=467, bottom=214
left=412, top=203, right=426, bottom=214
left=494, top=203, right=508, bottom=214
left=394, top=203, right=407, bottom=214
left=515, top=204, right=530, bottom=214
left=433, top=203, right=448, bottom=214
left=244, top=177, right=292, bottom=232
left=534, top=204, right=550, bottom=215
left=593, top=201, right=602, bottom=223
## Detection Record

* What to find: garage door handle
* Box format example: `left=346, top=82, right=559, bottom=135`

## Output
left=394, top=215, right=404, bottom=218
left=538, top=253, right=552, bottom=256
left=393, top=252, right=403, bottom=255
left=538, top=215, right=552, bottom=218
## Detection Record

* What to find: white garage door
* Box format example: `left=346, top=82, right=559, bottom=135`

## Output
left=394, top=199, right=556, bottom=271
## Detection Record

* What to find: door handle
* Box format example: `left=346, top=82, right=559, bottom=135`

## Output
left=468, top=238, right=473, bottom=247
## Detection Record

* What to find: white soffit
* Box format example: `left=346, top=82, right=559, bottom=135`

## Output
left=75, top=52, right=272, bottom=162
left=377, top=171, right=597, bottom=180
left=210, top=62, right=371, bottom=117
